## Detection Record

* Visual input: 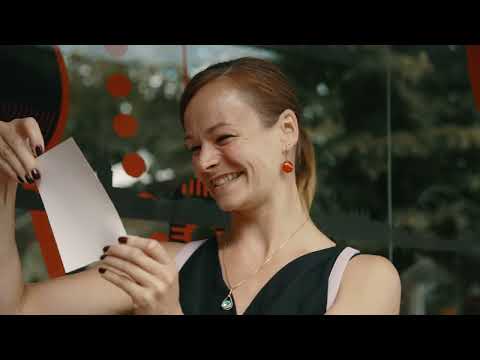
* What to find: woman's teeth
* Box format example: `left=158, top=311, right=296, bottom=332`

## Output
left=211, top=172, right=243, bottom=188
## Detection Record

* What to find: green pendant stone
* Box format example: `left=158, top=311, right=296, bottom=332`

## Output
left=221, top=295, right=233, bottom=311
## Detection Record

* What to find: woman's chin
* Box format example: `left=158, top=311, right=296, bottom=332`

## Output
left=217, top=200, right=240, bottom=213
left=210, top=176, right=250, bottom=212
left=214, top=195, right=245, bottom=213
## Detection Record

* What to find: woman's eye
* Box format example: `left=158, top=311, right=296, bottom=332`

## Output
left=217, top=135, right=234, bottom=143
left=187, top=135, right=234, bottom=153
left=187, top=146, right=200, bottom=153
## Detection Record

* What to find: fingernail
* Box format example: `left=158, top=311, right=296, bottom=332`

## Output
left=31, top=169, right=41, bottom=180
left=100, top=254, right=107, bottom=260
left=102, top=246, right=110, bottom=253
left=35, top=146, right=43, bottom=157
left=118, top=237, right=128, bottom=244
left=25, top=174, right=34, bottom=184
left=17, top=176, right=24, bottom=184
left=98, top=268, right=106, bottom=274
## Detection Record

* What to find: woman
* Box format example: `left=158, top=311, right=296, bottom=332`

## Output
left=0, top=57, right=401, bottom=315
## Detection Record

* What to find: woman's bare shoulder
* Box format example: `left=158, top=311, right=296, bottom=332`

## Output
left=327, top=254, right=402, bottom=315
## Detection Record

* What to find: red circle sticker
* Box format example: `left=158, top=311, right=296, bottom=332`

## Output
left=106, top=73, right=132, bottom=98
left=122, top=152, right=146, bottom=178
left=113, top=114, right=139, bottom=138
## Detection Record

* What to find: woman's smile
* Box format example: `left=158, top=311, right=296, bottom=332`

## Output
left=210, top=171, right=246, bottom=194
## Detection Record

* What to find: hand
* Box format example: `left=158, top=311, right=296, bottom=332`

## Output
left=0, top=117, right=44, bottom=185
left=98, top=235, right=183, bottom=315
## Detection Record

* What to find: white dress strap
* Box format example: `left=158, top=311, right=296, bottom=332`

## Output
left=175, top=239, right=208, bottom=272
left=326, top=247, right=360, bottom=312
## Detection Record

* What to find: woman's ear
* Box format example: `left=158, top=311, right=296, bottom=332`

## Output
left=278, top=109, right=299, bottom=150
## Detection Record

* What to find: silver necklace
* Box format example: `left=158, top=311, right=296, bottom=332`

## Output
left=220, top=217, right=310, bottom=311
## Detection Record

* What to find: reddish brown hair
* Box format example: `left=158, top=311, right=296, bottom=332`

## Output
left=180, top=57, right=316, bottom=210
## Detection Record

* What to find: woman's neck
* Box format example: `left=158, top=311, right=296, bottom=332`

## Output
left=223, top=184, right=310, bottom=262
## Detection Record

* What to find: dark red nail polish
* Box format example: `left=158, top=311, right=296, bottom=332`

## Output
left=25, top=175, right=34, bottom=184
left=102, top=246, right=110, bottom=253
left=118, top=237, right=128, bottom=244
left=35, top=146, right=43, bottom=157
left=17, top=176, right=24, bottom=184
left=31, top=169, right=41, bottom=180
left=100, top=254, right=107, bottom=260
left=98, top=268, right=106, bottom=274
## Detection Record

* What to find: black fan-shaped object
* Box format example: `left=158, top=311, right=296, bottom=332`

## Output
left=0, top=45, right=67, bottom=146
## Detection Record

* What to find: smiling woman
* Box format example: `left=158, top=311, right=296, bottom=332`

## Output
left=175, top=57, right=401, bottom=315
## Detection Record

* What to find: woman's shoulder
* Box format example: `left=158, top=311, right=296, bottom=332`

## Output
left=326, top=253, right=402, bottom=314
left=346, top=254, right=400, bottom=282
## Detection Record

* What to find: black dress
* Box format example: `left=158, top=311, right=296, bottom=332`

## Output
left=179, top=237, right=349, bottom=315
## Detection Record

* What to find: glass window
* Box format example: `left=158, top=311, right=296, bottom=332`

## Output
left=11, top=45, right=480, bottom=314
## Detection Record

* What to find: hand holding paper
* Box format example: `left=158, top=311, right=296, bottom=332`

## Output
left=36, top=138, right=126, bottom=273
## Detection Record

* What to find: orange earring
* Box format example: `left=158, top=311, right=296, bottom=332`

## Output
left=281, top=145, right=294, bottom=173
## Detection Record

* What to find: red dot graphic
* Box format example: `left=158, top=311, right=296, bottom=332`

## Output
left=122, top=153, right=146, bottom=178
left=113, top=114, right=138, bottom=138
left=106, top=73, right=132, bottom=97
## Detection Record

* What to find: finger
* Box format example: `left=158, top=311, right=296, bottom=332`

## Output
left=0, top=136, right=30, bottom=183
left=106, top=241, right=170, bottom=276
left=101, top=254, right=160, bottom=288
left=118, top=236, right=171, bottom=265
left=99, top=267, right=145, bottom=302
left=1, top=132, right=39, bottom=181
left=0, top=155, right=22, bottom=183
left=14, top=117, right=45, bottom=157
left=92, top=261, right=135, bottom=283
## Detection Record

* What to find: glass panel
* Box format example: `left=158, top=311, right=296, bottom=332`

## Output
left=388, top=45, right=480, bottom=314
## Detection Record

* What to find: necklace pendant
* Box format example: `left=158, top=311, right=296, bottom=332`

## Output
left=221, top=294, right=234, bottom=311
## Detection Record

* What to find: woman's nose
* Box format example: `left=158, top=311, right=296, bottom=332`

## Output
left=198, top=146, right=219, bottom=172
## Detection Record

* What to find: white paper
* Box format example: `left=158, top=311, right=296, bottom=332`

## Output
left=36, top=137, right=126, bottom=273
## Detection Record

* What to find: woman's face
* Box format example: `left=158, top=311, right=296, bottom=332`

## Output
left=184, top=79, right=284, bottom=212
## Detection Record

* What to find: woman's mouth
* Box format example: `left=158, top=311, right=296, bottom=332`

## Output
left=210, top=172, right=244, bottom=190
